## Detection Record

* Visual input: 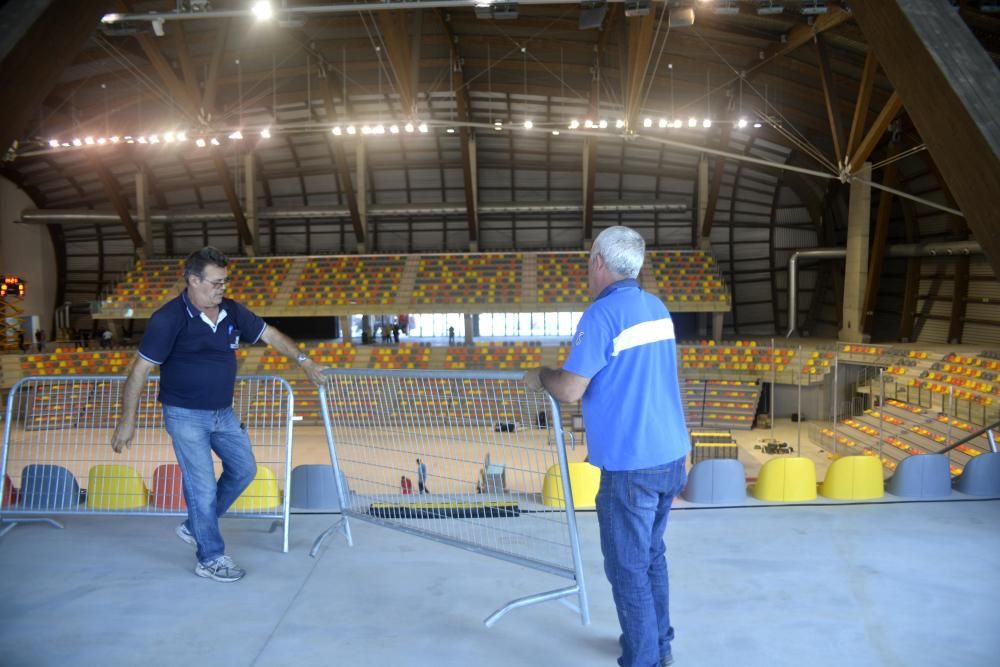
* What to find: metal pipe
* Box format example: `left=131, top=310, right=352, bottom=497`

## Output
left=20, top=200, right=687, bottom=226
left=785, top=241, right=983, bottom=338
left=101, top=1, right=659, bottom=25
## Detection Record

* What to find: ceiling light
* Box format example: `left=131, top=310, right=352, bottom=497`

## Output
left=624, top=0, right=650, bottom=18
left=48, top=139, right=59, bottom=148
left=688, top=118, right=698, bottom=128
left=658, top=118, right=668, bottom=128
left=97, top=137, right=107, bottom=145
left=494, top=121, right=503, bottom=130
left=584, top=119, right=594, bottom=128
left=643, top=118, right=652, bottom=128
left=346, top=125, right=357, bottom=135
left=713, top=1, right=740, bottom=15
left=524, top=120, right=534, bottom=129
left=252, top=1, right=274, bottom=20
left=703, top=119, right=712, bottom=128
left=210, top=137, right=220, bottom=146
left=84, top=136, right=95, bottom=145
left=551, top=130, right=560, bottom=136
left=598, top=119, right=608, bottom=128
left=390, top=125, right=399, bottom=134
left=404, top=122, right=415, bottom=133
left=569, top=119, right=580, bottom=129
left=163, top=132, right=175, bottom=143
left=753, top=122, right=763, bottom=128
left=615, top=119, right=625, bottom=129
left=136, top=136, right=148, bottom=144
left=446, top=127, right=456, bottom=134
left=260, top=127, right=271, bottom=138
left=332, top=126, right=342, bottom=136
left=738, top=118, right=748, bottom=128
left=672, top=119, right=683, bottom=128
left=228, top=130, right=243, bottom=140
left=195, top=138, right=206, bottom=147
left=361, top=126, right=372, bottom=135
left=418, top=123, right=429, bottom=133
left=374, top=125, right=385, bottom=134
left=149, top=134, right=160, bottom=143
left=177, top=131, right=187, bottom=142
left=800, top=1, right=828, bottom=15
left=757, top=2, right=784, bottom=15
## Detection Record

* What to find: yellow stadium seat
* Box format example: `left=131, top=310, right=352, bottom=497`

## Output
left=86, top=464, right=149, bottom=510
left=542, top=462, right=601, bottom=509
left=820, top=455, right=884, bottom=500
left=230, top=466, right=283, bottom=512
left=751, top=457, right=817, bottom=502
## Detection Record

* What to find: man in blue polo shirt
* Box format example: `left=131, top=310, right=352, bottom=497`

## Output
left=524, top=226, right=690, bottom=667
left=111, top=247, right=327, bottom=583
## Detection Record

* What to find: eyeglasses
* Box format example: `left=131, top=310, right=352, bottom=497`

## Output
left=198, top=276, right=229, bottom=289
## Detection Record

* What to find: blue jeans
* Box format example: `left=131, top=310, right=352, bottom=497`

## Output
left=162, top=405, right=257, bottom=563
left=596, top=457, right=688, bottom=667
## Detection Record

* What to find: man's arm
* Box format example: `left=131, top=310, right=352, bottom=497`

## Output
left=111, top=356, right=157, bottom=452
left=259, top=326, right=328, bottom=386
left=523, top=367, right=591, bottom=403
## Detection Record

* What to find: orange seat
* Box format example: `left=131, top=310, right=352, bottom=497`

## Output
left=151, top=463, right=186, bottom=510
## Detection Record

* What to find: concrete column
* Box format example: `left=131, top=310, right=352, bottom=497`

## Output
left=712, top=312, right=724, bottom=342
left=696, top=153, right=709, bottom=244
left=134, top=170, right=151, bottom=259
left=244, top=153, right=258, bottom=253
left=463, top=313, right=476, bottom=344
left=840, top=163, right=872, bottom=343
left=356, top=141, right=368, bottom=253
left=468, top=133, right=479, bottom=253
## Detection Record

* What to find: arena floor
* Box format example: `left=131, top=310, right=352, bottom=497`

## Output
left=1, top=499, right=998, bottom=667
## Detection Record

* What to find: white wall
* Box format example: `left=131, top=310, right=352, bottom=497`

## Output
left=0, top=176, right=57, bottom=334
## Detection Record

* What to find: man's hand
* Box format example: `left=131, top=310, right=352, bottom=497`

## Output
left=522, top=368, right=544, bottom=392
left=302, top=359, right=328, bottom=387
left=111, top=422, right=136, bottom=453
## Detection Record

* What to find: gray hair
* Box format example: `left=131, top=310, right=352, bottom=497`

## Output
left=591, top=226, right=645, bottom=278
left=183, top=246, right=229, bottom=281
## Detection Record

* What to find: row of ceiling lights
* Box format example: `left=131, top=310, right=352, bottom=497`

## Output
left=43, top=114, right=763, bottom=151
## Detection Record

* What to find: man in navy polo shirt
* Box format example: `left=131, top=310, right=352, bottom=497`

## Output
left=524, top=226, right=690, bottom=667
left=111, top=247, right=327, bottom=583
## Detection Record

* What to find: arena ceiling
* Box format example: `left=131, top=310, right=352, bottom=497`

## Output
left=1, top=0, right=999, bottom=336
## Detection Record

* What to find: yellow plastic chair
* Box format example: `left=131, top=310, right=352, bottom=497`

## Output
left=820, top=455, right=884, bottom=500
left=751, top=457, right=817, bottom=502
left=542, top=462, right=601, bottom=509
left=230, top=466, right=283, bottom=512
left=86, top=464, right=149, bottom=510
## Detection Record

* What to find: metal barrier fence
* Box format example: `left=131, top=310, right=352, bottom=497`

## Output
left=312, top=368, right=589, bottom=628
left=0, top=375, right=296, bottom=552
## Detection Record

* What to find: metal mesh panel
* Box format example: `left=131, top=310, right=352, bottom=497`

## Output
left=315, top=368, right=589, bottom=626
left=1, top=375, right=295, bottom=551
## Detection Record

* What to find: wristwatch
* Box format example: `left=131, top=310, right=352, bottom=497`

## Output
left=296, top=352, right=310, bottom=364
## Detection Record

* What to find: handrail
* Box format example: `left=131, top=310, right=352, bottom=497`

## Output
left=936, top=419, right=1000, bottom=455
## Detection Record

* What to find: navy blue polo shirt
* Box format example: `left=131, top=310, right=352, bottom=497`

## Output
left=139, top=291, right=266, bottom=410
left=562, top=279, right=690, bottom=470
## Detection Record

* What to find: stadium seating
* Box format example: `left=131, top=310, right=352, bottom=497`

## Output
left=100, top=259, right=182, bottom=312
left=444, top=342, right=542, bottom=370
left=413, top=254, right=521, bottom=306
left=86, top=464, right=149, bottom=510
left=288, top=255, right=406, bottom=307
left=225, top=257, right=293, bottom=308
left=536, top=253, right=588, bottom=304
left=644, top=249, right=728, bottom=306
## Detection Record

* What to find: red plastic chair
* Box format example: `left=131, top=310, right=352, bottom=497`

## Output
left=151, top=464, right=186, bottom=510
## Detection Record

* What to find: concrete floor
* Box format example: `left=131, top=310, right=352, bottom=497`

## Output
left=2, top=499, right=999, bottom=667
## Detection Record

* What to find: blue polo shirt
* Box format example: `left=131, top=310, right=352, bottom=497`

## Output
left=562, top=279, right=690, bottom=471
left=138, top=291, right=267, bottom=410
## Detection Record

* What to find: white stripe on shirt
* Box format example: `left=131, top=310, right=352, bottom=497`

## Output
left=611, top=317, right=675, bottom=357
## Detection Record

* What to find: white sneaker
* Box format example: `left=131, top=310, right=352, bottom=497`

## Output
left=195, top=555, right=245, bottom=583
left=175, top=523, right=196, bottom=547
